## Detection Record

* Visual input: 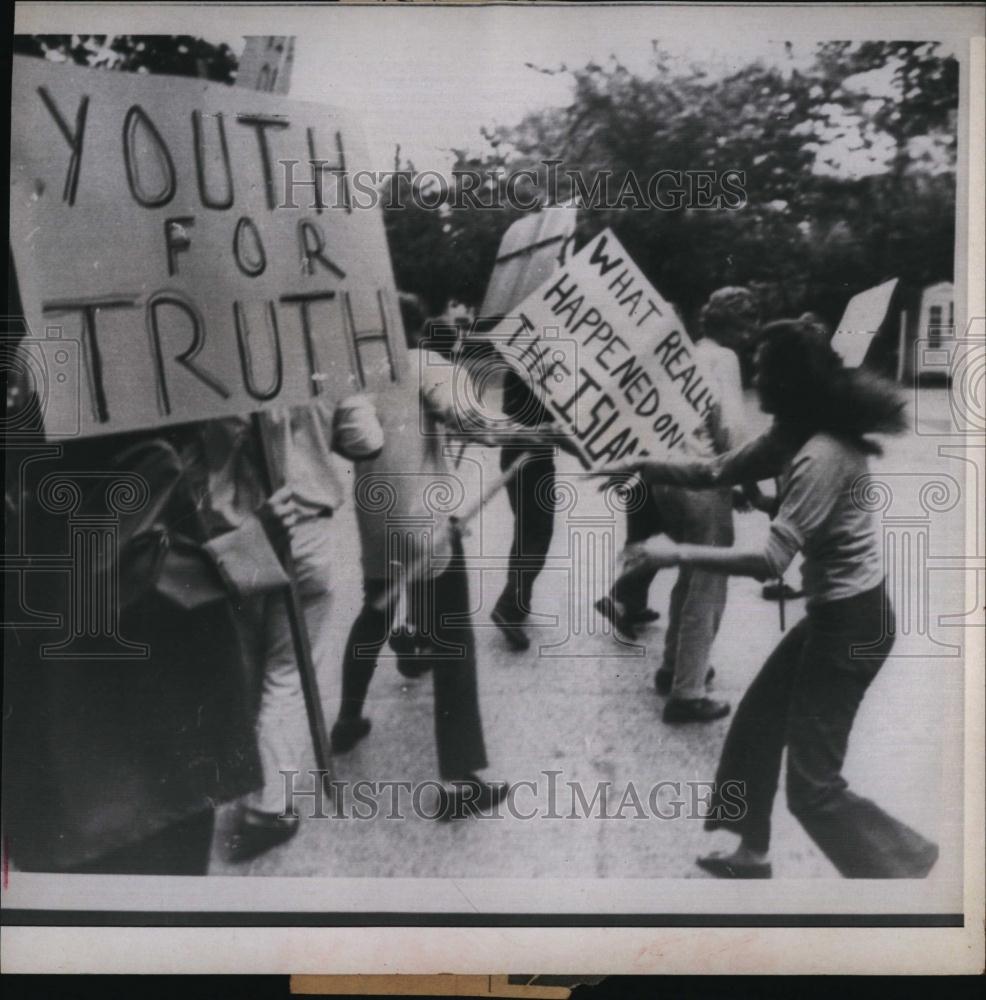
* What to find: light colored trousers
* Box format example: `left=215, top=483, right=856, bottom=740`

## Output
left=244, top=515, right=334, bottom=814
left=654, top=485, right=735, bottom=701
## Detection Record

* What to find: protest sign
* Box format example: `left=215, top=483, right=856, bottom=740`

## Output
left=9, top=55, right=406, bottom=439
left=830, top=277, right=899, bottom=368
left=236, top=36, right=295, bottom=95
left=485, top=229, right=719, bottom=469
left=479, top=203, right=578, bottom=319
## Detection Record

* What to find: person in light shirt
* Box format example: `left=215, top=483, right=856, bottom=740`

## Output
left=600, top=287, right=759, bottom=723
left=213, top=396, right=385, bottom=862
left=333, top=298, right=548, bottom=819
left=600, top=318, right=939, bottom=879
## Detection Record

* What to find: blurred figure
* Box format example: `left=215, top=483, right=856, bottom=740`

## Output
left=3, top=419, right=266, bottom=875
left=655, top=287, right=752, bottom=722
left=489, top=330, right=558, bottom=652
left=478, top=203, right=578, bottom=653
left=601, top=287, right=756, bottom=722
left=226, top=396, right=383, bottom=862
left=333, top=295, right=521, bottom=818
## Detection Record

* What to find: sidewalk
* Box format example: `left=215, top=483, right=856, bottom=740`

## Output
left=210, top=387, right=963, bottom=883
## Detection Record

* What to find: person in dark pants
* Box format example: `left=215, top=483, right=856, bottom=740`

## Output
left=332, top=305, right=529, bottom=818
left=490, top=362, right=557, bottom=651
left=596, top=479, right=664, bottom=640
left=703, top=580, right=935, bottom=876
left=601, top=318, right=939, bottom=878
left=335, top=527, right=488, bottom=789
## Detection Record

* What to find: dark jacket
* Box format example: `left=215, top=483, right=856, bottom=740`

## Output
left=3, top=425, right=263, bottom=872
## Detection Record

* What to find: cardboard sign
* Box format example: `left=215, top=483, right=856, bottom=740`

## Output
left=479, top=204, right=578, bottom=319
left=9, top=55, right=406, bottom=439
left=485, top=229, right=719, bottom=469
left=236, top=36, right=295, bottom=95
left=831, top=277, right=899, bottom=368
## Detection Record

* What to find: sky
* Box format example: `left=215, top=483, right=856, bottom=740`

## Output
left=197, top=8, right=831, bottom=173
left=203, top=6, right=958, bottom=179
left=18, top=3, right=963, bottom=178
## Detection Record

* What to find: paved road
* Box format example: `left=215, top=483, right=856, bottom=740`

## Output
left=211, top=387, right=968, bottom=882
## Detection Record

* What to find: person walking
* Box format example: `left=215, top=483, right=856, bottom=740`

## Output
left=489, top=362, right=558, bottom=652
left=602, top=287, right=757, bottom=720
left=225, top=396, right=384, bottom=861
left=601, top=317, right=939, bottom=878
left=332, top=301, right=530, bottom=819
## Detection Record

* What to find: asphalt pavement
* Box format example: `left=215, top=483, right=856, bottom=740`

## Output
left=210, top=387, right=966, bottom=882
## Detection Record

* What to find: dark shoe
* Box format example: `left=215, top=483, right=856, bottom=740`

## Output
left=491, top=607, right=530, bottom=651
left=330, top=716, right=372, bottom=753
left=655, top=667, right=715, bottom=697
left=663, top=697, right=730, bottom=723
left=594, top=596, right=637, bottom=640
left=390, top=626, right=437, bottom=677
left=389, top=625, right=418, bottom=658
left=435, top=775, right=510, bottom=821
left=626, top=607, right=661, bottom=624
left=762, top=581, right=804, bottom=601
left=396, top=656, right=432, bottom=679
left=397, top=642, right=435, bottom=678
left=228, top=809, right=299, bottom=863
left=696, top=851, right=772, bottom=879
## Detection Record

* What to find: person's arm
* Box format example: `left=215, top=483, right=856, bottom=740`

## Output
left=622, top=535, right=778, bottom=581
left=602, top=424, right=792, bottom=489
left=418, top=350, right=490, bottom=441
left=623, top=444, right=836, bottom=581
left=491, top=422, right=583, bottom=458
left=420, top=351, right=574, bottom=451
left=331, top=394, right=385, bottom=461
left=739, top=479, right=778, bottom=516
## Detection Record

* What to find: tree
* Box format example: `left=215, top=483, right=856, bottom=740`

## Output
left=12, top=34, right=239, bottom=83
left=382, top=41, right=957, bottom=332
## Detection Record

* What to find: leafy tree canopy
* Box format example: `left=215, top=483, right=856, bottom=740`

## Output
left=382, top=40, right=957, bottom=329
left=13, top=34, right=238, bottom=83
left=14, top=35, right=956, bottom=331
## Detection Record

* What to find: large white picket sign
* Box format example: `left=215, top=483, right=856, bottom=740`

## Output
left=486, top=229, right=719, bottom=469
left=831, top=277, right=899, bottom=368
left=9, top=55, right=406, bottom=439
left=479, top=203, right=578, bottom=319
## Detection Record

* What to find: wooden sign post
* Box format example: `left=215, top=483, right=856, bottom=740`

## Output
left=235, top=36, right=338, bottom=793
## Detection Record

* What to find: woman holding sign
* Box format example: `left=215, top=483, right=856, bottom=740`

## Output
left=600, top=318, right=939, bottom=878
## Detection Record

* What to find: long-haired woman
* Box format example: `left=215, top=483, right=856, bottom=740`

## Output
left=602, top=317, right=939, bottom=878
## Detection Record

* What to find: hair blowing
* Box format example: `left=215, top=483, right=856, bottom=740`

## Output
left=757, top=318, right=907, bottom=456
